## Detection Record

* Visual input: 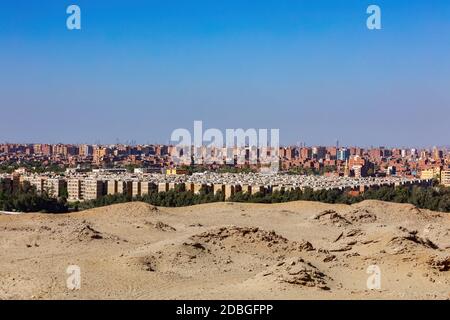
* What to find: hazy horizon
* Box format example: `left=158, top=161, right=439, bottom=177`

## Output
left=1, top=137, right=448, bottom=151
left=1, top=0, right=449, bottom=146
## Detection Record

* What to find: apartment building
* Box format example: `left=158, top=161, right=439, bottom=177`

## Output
left=337, top=148, right=350, bottom=161
left=22, top=176, right=45, bottom=193
left=312, top=147, right=327, bottom=160
left=83, top=179, right=104, bottom=201
left=106, top=180, right=118, bottom=195
left=140, top=181, right=157, bottom=195
left=441, top=170, right=450, bottom=187
left=79, top=144, right=93, bottom=157
left=67, top=179, right=83, bottom=201
left=93, top=147, right=110, bottom=163
left=420, top=167, right=441, bottom=180
left=117, top=180, right=133, bottom=197
left=45, top=178, right=66, bottom=198
left=132, top=181, right=141, bottom=197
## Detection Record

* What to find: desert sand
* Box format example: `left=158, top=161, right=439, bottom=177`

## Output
left=0, top=200, right=449, bottom=300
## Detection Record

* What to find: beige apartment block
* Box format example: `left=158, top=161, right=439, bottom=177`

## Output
left=140, top=182, right=157, bottom=195
left=213, top=184, right=225, bottom=195
left=251, top=185, right=265, bottom=195
left=117, top=180, right=133, bottom=197
left=107, top=180, right=118, bottom=195
left=272, top=185, right=284, bottom=193
left=284, top=185, right=294, bottom=192
left=158, top=182, right=169, bottom=193
left=441, top=170, right=450, bottom=187
left=193, top=183, right=204, bottom=194
left=241, top=184, right=251, bottom=194
left=45, top=178, right=66, bottom=198
left=117, top=181, right=125, bottom=195
left=83, top=179, right=104, bottom=201
left=184, top=183, right=194, bottom=193
left=224, top=185, right=235, bottom=200
left=420, top=167, right=441, bottom=180
left=132, top=181, right=141, bottom=197
left=22, top=176, right=45, bottom=194
left=67, top=179, right=82, bottom=201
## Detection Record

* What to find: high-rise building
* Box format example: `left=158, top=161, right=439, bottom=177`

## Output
left=93, top=147, right=110, bottom=163
left=79, top=144, right=93, bottom=157
left=312, top=147, right=327, bottom=160
left=299, top=147, right=312, bottom=159
left=433, top=147, right=443, bottom=160
left=337, top=148, right=350, bottom=161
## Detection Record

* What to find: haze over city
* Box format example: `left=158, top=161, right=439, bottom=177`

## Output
left=1, top=0, right=449, bottom=146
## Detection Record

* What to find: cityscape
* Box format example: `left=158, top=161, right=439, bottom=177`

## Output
left=1, top=0, right=449, bottom=305
left=0, top=142, right=449, bottom=203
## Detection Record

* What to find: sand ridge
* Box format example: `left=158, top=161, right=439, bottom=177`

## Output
left=0, top=200, right=449, bottom=300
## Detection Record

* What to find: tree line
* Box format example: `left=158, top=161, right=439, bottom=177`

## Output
left=229, top=185, right=450, bottom=213
left=0, top=181, right=68, bottom=213
left=72, top=184, right=450, bottom=213
left=1, top=180, right=449, bottom=213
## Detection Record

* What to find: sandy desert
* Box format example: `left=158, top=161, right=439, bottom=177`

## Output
left=0, top=200, right=449, bottom=300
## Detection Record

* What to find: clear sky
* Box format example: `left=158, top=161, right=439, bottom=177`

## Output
left=0, top=0, right=449, bottom=147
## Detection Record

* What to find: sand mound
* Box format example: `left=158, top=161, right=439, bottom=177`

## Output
left=82, top=202, right=159, bottom=217
left=255, top=257, right=330, bottom=290
left=71, top=220, right=121, bottom=243
left=74, top=222, right=104, bottom=241
left=344, top=209, right=377, bottom=223
left=352, top=200, right=427, bottom=217
left=145, top=221, right=176, bottom=232
left=189, top=226, right=314, bottom=252
left=138, top=226, right=314, bottom=276
left=193, top=226, right=283, bottom=245
left=2, top=200, right=449, bottom=300
left=386, top=227, right=439, bottom=254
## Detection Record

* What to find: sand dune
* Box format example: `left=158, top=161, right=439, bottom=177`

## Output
left=0, top=200, right=449, bottom=300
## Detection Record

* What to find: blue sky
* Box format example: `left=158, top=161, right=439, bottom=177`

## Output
left=0, top=0, right=449, bottom=147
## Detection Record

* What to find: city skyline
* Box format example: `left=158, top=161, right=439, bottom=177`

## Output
left=1, top=0, right=449, bottom=146
left=0, top=139, right=449, bottom=150
left=2, top=140, right=449, bottom=202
